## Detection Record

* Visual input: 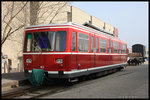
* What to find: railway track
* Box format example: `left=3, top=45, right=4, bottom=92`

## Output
left=2, top=86, right=44, bottom=99
left=1, top=78, right=68, bottom=99
left=30, top=86, right=67, bottom=98
left=2, top=78, right=83, bottom=99
left=2, top=68, right=123, bottom=99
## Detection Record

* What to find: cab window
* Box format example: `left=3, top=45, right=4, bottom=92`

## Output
left=24, top=33, right=32, bottom=52
left=56, top=31, right=67, bottom=51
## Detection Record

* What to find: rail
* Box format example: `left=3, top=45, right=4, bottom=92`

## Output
left=2, top=68, right=123, bottom=99
left=2, top=86, right=43, bottom=99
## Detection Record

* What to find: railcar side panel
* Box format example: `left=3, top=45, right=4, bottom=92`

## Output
left=23, top=23, right=128, bottom=79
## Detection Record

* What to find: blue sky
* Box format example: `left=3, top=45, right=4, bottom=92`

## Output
left=70, top=2, right=148, bottom=49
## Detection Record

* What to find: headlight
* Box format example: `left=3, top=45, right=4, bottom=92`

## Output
left=26, top=59, right=32, bottom=63
left=56, top=59, right=63, bottom=64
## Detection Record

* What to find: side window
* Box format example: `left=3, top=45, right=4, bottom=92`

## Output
left=96, top=37, right=98, bottom=52
left=100, top=38, right=106, bottom=53
left=113, top=41, right=118, bottom=53
left=56, top=31, right=67, bottom=51
left=91, top=36, right=94, bottom=52
left=78, top=33, right=89, bottom=52
left=72, top=32, right=76, bottom=51
left=107, top=40, right=109, bottom=53
left=119, top=43, right=122, bottom=54
left=122, top=44, right=126, bottom=54
left=24, top=33, right=32, bottom=52
left=117, top=42, right=119, bottom=54
left=111, top=41, right=113, bottom=53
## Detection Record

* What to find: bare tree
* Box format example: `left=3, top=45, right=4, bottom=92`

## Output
left=48, top=2, right=67, bottom=24
left=30, top=1, right=68, bottom=25
left=1, top=1, right=28, bottom=47
left=2, top=1, right=68, bottom=48
left=1, top=1, right=69, bottom=73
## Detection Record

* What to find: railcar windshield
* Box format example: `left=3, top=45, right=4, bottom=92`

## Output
left=32, top=31, right=55, bottom=52
left=24, top=31, right=67, bottom=52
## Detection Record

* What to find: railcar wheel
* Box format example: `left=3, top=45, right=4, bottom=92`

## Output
left=43, top=76, right=54, bottom=86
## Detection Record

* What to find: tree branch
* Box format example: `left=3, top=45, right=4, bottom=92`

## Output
left=49, top=2, right=67, bottom=24
left=2, top=2, right=28, bottom=46
left=1, top=25, right=24, bottom=46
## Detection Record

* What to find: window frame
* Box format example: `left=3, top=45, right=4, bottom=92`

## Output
left=113, top=41, right=118, bottom=53
left=31, top=31, right=56, bottom=52
left=96, top=37, right=99, bottom=53
left=71, top=32, right=77, bottom=52
left=55, top=31, right=67, bottom=52
left=78, top=32, right=89, bottom=52
left=91, top=36, right=94, bottom=52
left=24, top=33, right=32, bottom=52
left=122, top=44, right=126, bottom=54
left=100, top=38, right=107, bottom=53
left=107, top=40, right=110, bottom=53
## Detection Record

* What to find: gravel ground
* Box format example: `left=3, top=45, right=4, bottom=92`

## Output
left=41, top=64, right=149, bottom=99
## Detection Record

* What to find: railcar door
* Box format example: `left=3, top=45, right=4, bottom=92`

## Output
left=70, top=31, right=78, bottom=70
left=107, top=39, right=111, bottom=65
left=77, top=32, right=90, bottom=70
left=90, top=34, right=95, bottom=68
left=94, top=36, right=99, bottom=66
left=109, top=39, right=113, bottom=65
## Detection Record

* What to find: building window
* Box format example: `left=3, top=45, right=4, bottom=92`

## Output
left=78, top=33, right=89, bottom=52
left=67, top=12, right=72, bottom=22
left=56, top=31, right=67, bottom=51
left=100, top=38, right=106, bottom=53
left=72, top=32, right=76, bottom=51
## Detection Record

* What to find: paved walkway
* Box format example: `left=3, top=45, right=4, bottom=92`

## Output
left=2, top=72, right=28, bottom=91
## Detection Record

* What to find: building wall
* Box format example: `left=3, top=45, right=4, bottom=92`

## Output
left=105, top=22, right=114, bottom=34
left=36, top=2, right=69, bottom=24
left=70, top=6, right=115, bottom=35
left=2, top=2, right=118, bottom=73
left=91, top=16, right=105, bottom=30
left=71, top=6, right=90, bottom=25
left=2, top=2, right=30, bottom=73
left=1, top=1, right=69, bottom=73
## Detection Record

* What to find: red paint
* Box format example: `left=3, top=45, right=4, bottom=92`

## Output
left=23, top=23, right=127, bottom=74
left=114, top=28, right=118, bottom=37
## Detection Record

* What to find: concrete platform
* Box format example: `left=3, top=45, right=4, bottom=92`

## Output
left=1, top=72, right=29, bottom=91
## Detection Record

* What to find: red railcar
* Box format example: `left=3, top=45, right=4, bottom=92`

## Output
left=23, top=22, right=127, bottom=79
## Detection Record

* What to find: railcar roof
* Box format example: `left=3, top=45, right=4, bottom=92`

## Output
left=26, top=22, right=127, bottom=44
